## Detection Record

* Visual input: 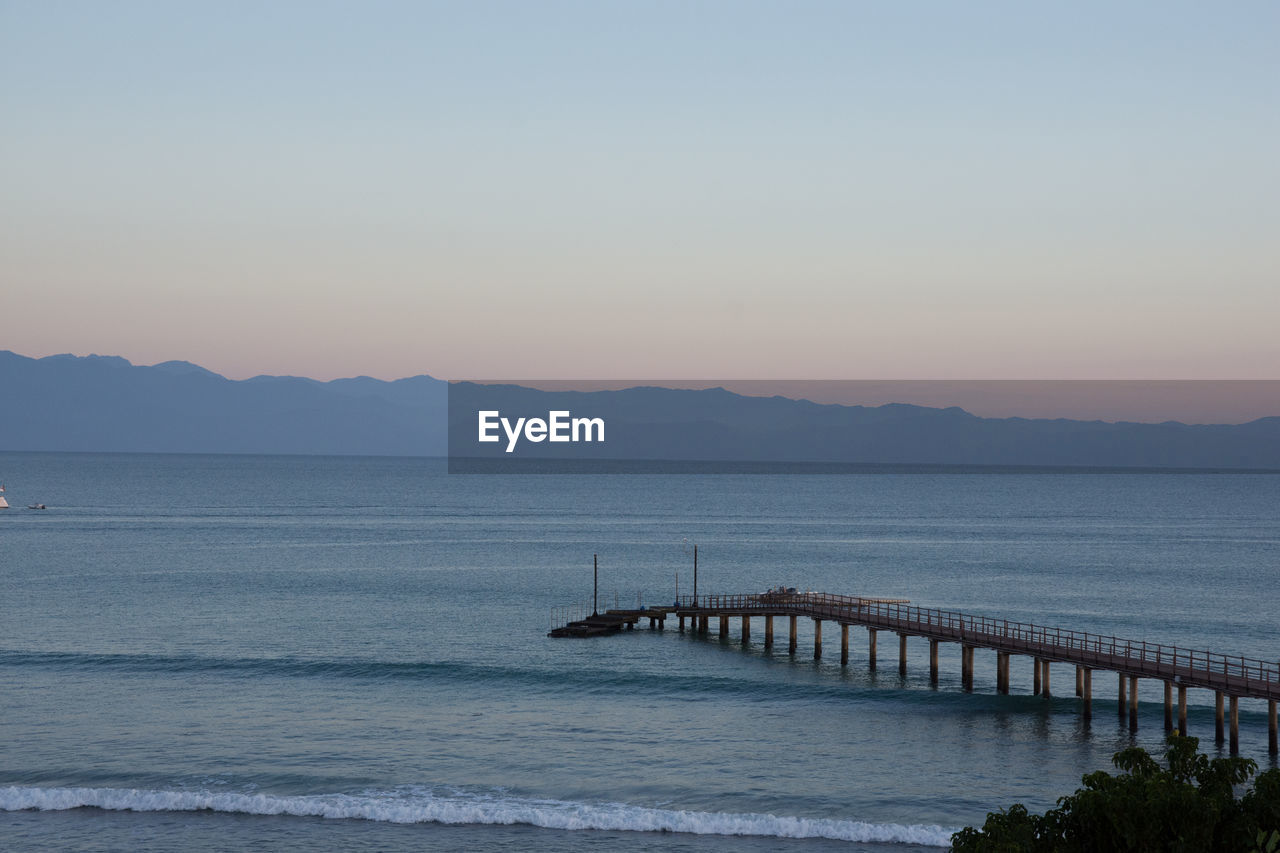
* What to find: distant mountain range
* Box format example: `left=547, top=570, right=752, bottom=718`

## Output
left=3, top=351, right=1278, bottom=469
left=0, top=351, right=447, bottom=456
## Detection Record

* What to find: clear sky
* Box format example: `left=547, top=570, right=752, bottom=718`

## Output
left=2, top=1, right=1277, bottom=382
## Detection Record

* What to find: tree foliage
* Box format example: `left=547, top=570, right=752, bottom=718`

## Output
left=952, top=735, right=1280, bottom=852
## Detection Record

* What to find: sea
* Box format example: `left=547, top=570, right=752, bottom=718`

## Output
left=1, top=452, right=1277, bottom=852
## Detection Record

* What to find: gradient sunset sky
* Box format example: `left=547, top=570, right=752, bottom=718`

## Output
left=3, top=2, right=1277, bottom=382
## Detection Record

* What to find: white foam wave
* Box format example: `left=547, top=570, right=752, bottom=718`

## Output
left=1, top=785, right=956, bottom=846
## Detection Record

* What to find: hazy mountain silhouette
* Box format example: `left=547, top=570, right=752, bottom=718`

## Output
left=4, top=352, right=1277, bottom=467
left=0, top=351, right=446, bottom=455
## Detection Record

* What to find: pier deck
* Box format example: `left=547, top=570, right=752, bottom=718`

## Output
left=551, top=590, right=1279, bottom=755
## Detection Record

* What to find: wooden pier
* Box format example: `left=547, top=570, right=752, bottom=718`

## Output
left=551, top=590, right=1280, bottom=755
left=548, top=607, right=676, bottom=637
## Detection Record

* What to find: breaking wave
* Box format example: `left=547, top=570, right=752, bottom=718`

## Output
left=1, top=785, right=956, bottom=846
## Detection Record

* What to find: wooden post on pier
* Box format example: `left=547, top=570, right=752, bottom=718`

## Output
left=962, top=645, right=974, bottom=691
left=840, top=623, right=849, bottom=665
left=1075, top=666, right=1083, bottom=697
left=593, top=554, right=598, bottom=615
left=1215, top=692, right=1224, bottom=742
left=1269, top=700, right=1278, bottom=755
left=898, top=633, right=907, bottom=677
left=929, top=640, right=939, bottom=684
left=1042, top=660, right=1051, bottom=697
left=741, top=615, right=750, bottom=643
left=1229, top=695, right=1239, bottom=755
left=1118, top=673, right=1126, bottom=717
left=996, top=652, right=1009, bottom=694
left=868, top=628, right=877, bottom=670
left=813, top=619, right=823, bottom=659
left=678, top=615, right=685, bottom=632
left=1168, top=683, right=1176, bottom=733
left=788, top=615, right=797, bottom=655
left=1178, top=685, right=1188, bottom=733
left=1082, top=668, right=1092, bottom=721
left=1129, top=676, right=1139, bottom=732
left=719, top=614, right=729, bottom=639
left=1034, top=658, right=1042, bottom=695
left=699, top=614, right=708, bottom=633
left=764, top=615, right=774, bottom=648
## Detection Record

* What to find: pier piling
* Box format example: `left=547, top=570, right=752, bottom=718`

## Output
left=1129, top=676, right=1139, bottom=732
left=898, top=633, right=907, bottom=677
left=1083, top=668, right=1092, bottom=721
left=1270, top=700, right=1277, bottom=755
left=840, top=623, right=849, bottom=666
left=813, top=618, right=822, bottom=659
left=929, top=639, right=939, bottom=684
left=764, top=615, right=773, bottom=648
left=1178, top=685, right=1188, bottom=733
left=788, top=615, right=797, bottom=655
left=868, top=628, right=877, bottom=670
left=1230, top=695, right=1239, bottom=754
left=1215, top=691, right=1224, bottom=742
left=1033, top=657, right=1040, bottom=695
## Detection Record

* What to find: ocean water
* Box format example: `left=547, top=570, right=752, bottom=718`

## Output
left=2, top=452, right=1277, bottom=851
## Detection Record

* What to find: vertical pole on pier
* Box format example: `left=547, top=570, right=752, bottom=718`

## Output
left=741, top=614, right=750, bottom=644
left=593, top=554, right=598, bottom=615
left=929, top=640, right=939, bottom=684
left=699, top=614, right=708, bottom=633
left=840, top=623, right=849, bottom=666
left=1269, top=700, right=1277, bottom=755
left=719, top=614, right=729, bottom=639
left=765, top=615, right=774, bottom=648
left=1229, top=695, right=1239, bottom=755
left=1076, top=666, right=1083, bottom=697
left=1042, top=660, right=1051, bottom=697
left=788, top=615, right=797, bottom=655
left=813, top=619, right=823, bottom=660
left=1177, top=685, right=1188, bottom=733
left=1129, top=676, right=1139, bottom=732
left=962, top=645, right=974, bottom=691
left=996, top=652, right=1009, bottom=694
left=693, top=545, right=697, bottom=602
left=868, top=628, right=878, bottom=670
left=1118, top=673, right=1126, bottom=717
left=679, top=615, right=685, bottom=633
left=1034, top=658, right=1042, bottom=695
left=1083, top=668, right=1092, bottom=722
left=1169, top=683, right=1177, bottom=734
left=1214, top=691, right=1224, bottom=742
left=898, top=634, right=908, bottom=677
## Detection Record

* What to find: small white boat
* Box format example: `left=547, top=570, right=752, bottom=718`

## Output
left=0, top=484, right=7, bottom=510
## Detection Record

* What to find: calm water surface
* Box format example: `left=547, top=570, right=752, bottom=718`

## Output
left=2, top=453, right=1277, bottom=850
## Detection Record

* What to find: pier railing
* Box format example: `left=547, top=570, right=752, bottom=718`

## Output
left=549, top=603, right=596, bottom=632
left=678, top=592, right=1280, bottom=700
